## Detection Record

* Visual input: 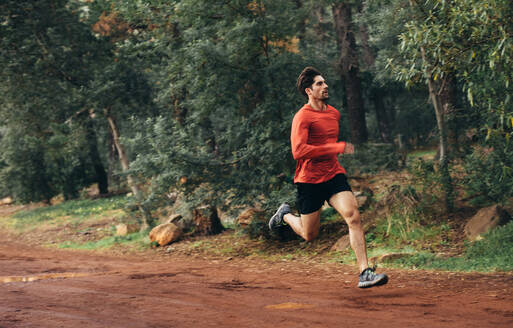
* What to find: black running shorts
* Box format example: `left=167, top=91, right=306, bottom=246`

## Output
left=296, top=174, right=352, bottom=215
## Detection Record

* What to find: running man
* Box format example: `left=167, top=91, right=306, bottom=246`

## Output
left=269, top=67, right=388, bottom=288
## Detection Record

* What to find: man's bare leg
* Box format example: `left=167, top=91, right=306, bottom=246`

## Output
left=329, top=191, right=369, bottom=272
left=269, top=195, right=387, bottom=288
left=283, top=210, right=321, bottom=242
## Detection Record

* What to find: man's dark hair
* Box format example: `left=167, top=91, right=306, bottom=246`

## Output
left=296, top=66, right=322, bottom=99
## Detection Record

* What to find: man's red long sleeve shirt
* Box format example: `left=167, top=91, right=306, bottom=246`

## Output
left=291, top=104, right=347, bottom=184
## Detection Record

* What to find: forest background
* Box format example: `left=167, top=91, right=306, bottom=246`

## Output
left=1, top=0, right=512, bottom=245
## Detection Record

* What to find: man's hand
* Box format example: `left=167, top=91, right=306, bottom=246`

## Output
left=344, top=142, right=354, bottom=154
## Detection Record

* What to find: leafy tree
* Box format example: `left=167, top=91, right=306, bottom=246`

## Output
left=4, top=0, right=511, bottom=217
left=355, top=0, right=439, bottom=152
left=102, top=0, right=309, bottom=214
left=0, top=0, right=110, bottom=202
left=394, top=0, right=513, bottom=206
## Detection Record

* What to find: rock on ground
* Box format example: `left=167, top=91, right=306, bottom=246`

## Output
left=163, top=214, right=183, bottom=224
left=464, top=205, right=512, bottom=241
left=149, top=223, right=182, bottom=246
left=116, top=223, right=139, bottom=236
left=0, top=197, right=13, bottom=206
left=331, top=234, right=351, bottom=252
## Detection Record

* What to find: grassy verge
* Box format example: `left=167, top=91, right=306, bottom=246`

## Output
left=2, top=196, right=129, bottom=232
left=0, top=196, right=148, bottom=251
left=388, top=221, right=513, bottom=272
left=407, top=148, right=437, bottom=161
left=1, top=195, right=512, bottom=273
left=58, top=231, right=149, bottom=251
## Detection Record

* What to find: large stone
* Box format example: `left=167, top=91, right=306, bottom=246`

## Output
left=331, top=234, right=350, bottom=252
left=164, top=214, right=183, bottom=224
left=464, top=205, right=512, bottom=241
left=193, top=205, right=224, bottom=235
left=237, top=208, right=265, bottom=227
left=166, top=192, right=193, bottom=225
left=0, top=196, right=13, bottom=206
left=149, top=223, right=182, bottom=246
left=116, top=223, right=139, bottom=236
left=162, top=214, right=185, bottom=230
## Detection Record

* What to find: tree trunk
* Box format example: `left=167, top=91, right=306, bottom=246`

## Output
left=357, top=2, right=375, bottom=69
left=105, top=110, right=153, bottom=230
left=172, top=88, right=188, bottom=126
left=107, top=129, right=121, bottom=189
left=420, top=47, right=453, bottom=211
left=355, top=4, right=393, bottom=144
left=332, top=2, right=368, bottom=144
left=439, top=75, right=459, bottom=156
left=421, top=49, right=447, bottom=165
left=85, top=118, right=109, bottom=194
left=371, top=90, right=393, bottom=143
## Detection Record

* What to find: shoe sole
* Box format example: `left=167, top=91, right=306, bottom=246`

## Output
left=268, top=212, right=281, bottom=231
left=268, top=205, right=287, bottom=231
left=358, top=275, right=388, bottom=288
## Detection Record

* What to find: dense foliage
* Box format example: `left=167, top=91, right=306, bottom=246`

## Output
left=0, top=0, right=110, bottom=201
left=1, top=0, right=512, bottom=219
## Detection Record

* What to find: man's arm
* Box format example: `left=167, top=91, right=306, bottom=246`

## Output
left=290, top=113, right=347, bottom=160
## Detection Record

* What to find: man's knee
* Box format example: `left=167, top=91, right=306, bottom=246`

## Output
left=342, top=209, right=361, bottom=227
left=339, top=205, right=357, bottom=218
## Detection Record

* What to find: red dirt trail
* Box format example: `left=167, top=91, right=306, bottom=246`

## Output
left=1, top=239, right=512, bottom=328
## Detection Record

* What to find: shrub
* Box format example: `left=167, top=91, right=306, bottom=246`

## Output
left=366, top=185, right=447, bottom=248
left=463, top=136, right=513, bottom=205
left=408, top=158, right=455, bottom=214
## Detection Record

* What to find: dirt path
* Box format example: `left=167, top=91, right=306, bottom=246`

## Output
left=1, top=240, right=512, bottom=328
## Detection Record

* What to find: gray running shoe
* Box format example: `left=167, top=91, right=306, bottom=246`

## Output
left=268, top=203, right=291, bottom=232
left=358, top=267, right=388, bottom=288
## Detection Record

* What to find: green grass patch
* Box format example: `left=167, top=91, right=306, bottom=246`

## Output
left=330, top=245, right=417, bottom=266
left=5, top=196, right=128, bottom=231
left=3, top=192, right=512, bottom=273
left=366, top=213, right=450, bottom=249
left=407, top=149, right=436, bottom=160
left=57, top=231, right=149, bottom=251
left=390, top=221, right=513, bottom=272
